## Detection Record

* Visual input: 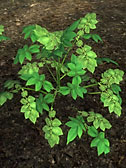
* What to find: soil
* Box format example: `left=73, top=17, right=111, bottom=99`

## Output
left=0, top=0, right=126, bottom=168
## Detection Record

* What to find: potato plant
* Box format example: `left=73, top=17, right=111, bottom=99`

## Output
left=0, top=13, right=124, bottom=156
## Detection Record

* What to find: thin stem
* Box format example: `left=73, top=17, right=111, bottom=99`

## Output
left=51, top=89, right=58, bottom=108
left=22, top=87, right=47, bottom=94
left=46, top=64, right=57, bottom=83
left=61, top=39, right=76, bottom=66
left=84, top=83, right=98, bottom=89
left=88, top=91, right=101, bottom=95
left=57, top=57, right=61, bottom=88
left=60, top=73, right=67, bottom=80
left=61, top=47, right=72, bottom=65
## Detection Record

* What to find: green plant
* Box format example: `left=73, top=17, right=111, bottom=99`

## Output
left=0, top=25, right=10, bottom=42
left=0, top=13, right=124, bottom=156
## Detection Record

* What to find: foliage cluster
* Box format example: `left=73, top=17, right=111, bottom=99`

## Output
left=0, top=13, right=124, bottom=156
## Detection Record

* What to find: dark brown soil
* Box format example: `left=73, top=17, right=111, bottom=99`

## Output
left=0, top=0, right=126, bottom=168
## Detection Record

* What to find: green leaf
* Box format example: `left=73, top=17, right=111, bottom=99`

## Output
left=117, top=94, right=122, bottom=105
left=20, top=98, right=28, bottom=105
left=113, top=102, right=122, bottom=116
left=66, top=115, right=85, bottom=143
left=0, top=25, right=4, bottom=35
left=76, top=40, right=83, bottom=47
left=104, top=145, right=110, bottom=155
left=67, top=71, right=76, bottom=77
left=14, top=45, right=33, bottom=64
left=108, top=103, right=114, bottom=113
left=67, top=19, right=80, bottom=31
left=87, top=112, right=112, bottom=131
left=66, top=121, right=78, bottom=128
left=72, top=76, right=82, bottom=85
left=68, top=63, right=75, bottom=70
left=78, top=111, right=89, bottom=117
left=77, top=126, right=83, bottom=138
left=22, top=25, right=36, bottom=40
left=20, top=96, right=39, bottom=124
left=49, top=109, right=56, bottom=118
left=91, top=34, right=102, bottom=43
left=44, top=94, right=54, bottom=103
left=48, top=134, right=59, bottom=147
left=45, top=117, right=52, bottom=126
left=0, top=35, right=10, bottom=41
left=59, top=86, right=70, bottom=95
left=81, top=74, right=90, bottom=82
left=93, top=119, right=100, bottom=129
left=28, top=96, right=35, bottom=102
left=26, top=73, right=44, bottom=91
left=53, top=49, right=63, bottom=57
left=63, top=39, right=72, bottom=47
left=96, top=57, right=118, bottom=66
left=97, top=140, right=105, bottom=156
left=77, top=30, right=84, bottom=36
left=88, top=126, right=98, bottom=137
left=67, top=127, right=78, bottom=144
left=42, top=103, right=49, bottom=111
left=29, top=111, right=39, bottom=124
left=52, top=118, right=62, bottom=127
left=18, top=62, right=39, bottom=78
left=43, top=125, right=51, bottom=132
left=43, top=116, right=63, bottom=147
left=87, top=116, right=94, bottom=122
left=0, top=93, right=8, bottom=106
left=90, top=137, right=100, bottom=147
left=71, top=89, right=77, bottom=100
left=0, top=92, right=13, bottom=106
left=87, top=51, right=97, bottom=58
left=43, top=80, right=53, bottom=92
left=4, top=80, right=20, bottom=89
left=111, top=84, right=121, bottom=95
left=101, top=119, right=112, bottom=131
left=36, top=93, right=52, bottom=114
left=34, top=81, right=42, bottom=91
left=76, top=48, right=83, bottom=55
left=34, top=25, right=48, bottom=37
left=26, top=76, right=37, bottom=86
left=90, top=132, right=110, bottom=156
left=18, top=49, right=25, bottom=64
left=76, top=87, right=83, bottom=98
left=83, top=34, right=91, bottom=39
left=24, top=111, right=30, bottom=119
left=63, top=31, right=77, bottom=41
left=29, top=44, right=40, bottom=53
left=99, top=122, right=105, bottom=131
left=52, top=127, right=63, bottom=136
left=36, top=95, right=43, bottom=114
left=21, top=90, right=28, bottom=97
left=25, top=52, right=32, bottom=61
left=71, top=54, right=77, bottom=64
left=85, top=26, right=90, bottom=33
left=37, top=36, right=50, bottom=45
left=44, top=132, right=51, bottom=140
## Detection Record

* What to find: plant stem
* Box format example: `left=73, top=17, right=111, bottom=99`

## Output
left=57, top=57, right=61, bottom=88
left=22, top=87, right=47, bottom=94
left=60, top=73, right=67, bottom=80
left=51, top=89, right=58, bottom=108
left=61, top=46, right=72, bottom=65
left=46, top=64, right=57, bottom=83
left=88, top=91, right=101, bottom=95
left=84, top=83, right=98, bottom=89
